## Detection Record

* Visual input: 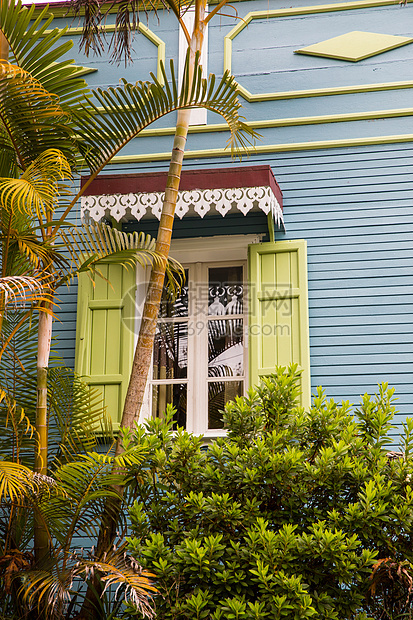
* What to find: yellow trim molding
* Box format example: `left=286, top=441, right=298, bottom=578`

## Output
left=235, top=80, right=413, bottom=102
left=44, top=23, right=166, bottom=85
left=137, top=107, right=413, bottom=137
left=224, top=0, right=413, bottom=101
left=109, top=134, right=413, bottom=164
left=295, top=31, right=413, bottom=62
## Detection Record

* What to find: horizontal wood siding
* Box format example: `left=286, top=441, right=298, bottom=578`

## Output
left=271, top=142, right=413, bottom=432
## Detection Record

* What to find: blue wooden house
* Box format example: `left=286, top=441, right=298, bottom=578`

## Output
left=47, top=0, right=413, bottom=434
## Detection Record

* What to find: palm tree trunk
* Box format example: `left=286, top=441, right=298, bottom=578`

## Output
left=35, top=308, right=52, bottom=475
left=0, top=30, right=8, bottom=60
left=118, top=0, right=207, bottom=440
left=34, top=307, right=52, bottom=564
left=77, top=107, right=195, bottom=620
left=117, top=107, right=191, bottom=434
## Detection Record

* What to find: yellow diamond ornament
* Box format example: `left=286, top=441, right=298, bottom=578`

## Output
left=295, top=31, right=413, bottom=62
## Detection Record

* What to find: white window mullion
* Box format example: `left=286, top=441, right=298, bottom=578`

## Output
left=186, top=263, right=196, bottom=433
left=135, top=265, right=153, bottom=424
left=191, top=261, right=208, bottom=434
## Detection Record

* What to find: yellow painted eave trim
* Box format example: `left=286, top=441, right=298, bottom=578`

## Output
left=43, top=22, right=166, bottom=85
left=236, top=80, right=413, bottom=102
left=224, top=0, right=413, bottom=94
left=109, top=134, right=413, bottom=164
left=138, top=106, right=413, bottom=137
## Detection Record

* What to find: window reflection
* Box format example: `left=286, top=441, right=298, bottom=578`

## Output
left=153, top=323, right=188, bottom=380
left=159, top=269, right=189, bottom=318
left=208, top=319, right=243, bottom=377
left=208, top=381, right=243, bottom=429
left=152, top=384, right=187, bottom=429
left=208, top=266, right=243, bottom=315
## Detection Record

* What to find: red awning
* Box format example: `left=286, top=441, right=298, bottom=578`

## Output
left=81, top=165, right=283, bottom=227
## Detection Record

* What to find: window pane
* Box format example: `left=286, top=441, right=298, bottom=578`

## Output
left=208, top=266, right=243, bottom=315
left=152, top=383, right=187, bottom=429
left=159, top=269, right=189, bottom=318
left=208, top=381, right=243, bottom=429
left=153, top=322, right=188, bottom=380
left=208, top=319, right=243, bottom=377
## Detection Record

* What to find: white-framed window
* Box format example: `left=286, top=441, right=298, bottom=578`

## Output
left=75, top=235, right=311, bottom=431
left=140, top=234, right=262, bottom=435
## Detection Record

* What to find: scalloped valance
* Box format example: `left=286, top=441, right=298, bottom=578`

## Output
left=80, top=165, right=284, bottom=228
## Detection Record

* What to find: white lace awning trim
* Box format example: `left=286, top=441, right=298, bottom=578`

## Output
left=81, top=185, right=284, bottom=228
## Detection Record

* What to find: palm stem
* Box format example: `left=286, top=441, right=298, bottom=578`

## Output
left=34, top=307, right=52, bottom=565
left=119, top=0, right=207, bottom=433
left=0, top=309, right=31, bottom=364
left=0, top=29, right=8, bottom=60
left=118, top=108, right=190, bottom=431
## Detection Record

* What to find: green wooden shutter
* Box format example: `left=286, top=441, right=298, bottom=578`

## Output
left=75, top=264, right=136, bottom=430
left=248, top=240, right=311, bottom=409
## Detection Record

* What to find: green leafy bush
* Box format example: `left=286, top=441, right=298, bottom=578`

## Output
left=125, top=366, right=413, bottom=620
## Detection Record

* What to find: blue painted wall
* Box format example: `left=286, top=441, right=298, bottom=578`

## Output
left=49, top=0, right=413, bottom=428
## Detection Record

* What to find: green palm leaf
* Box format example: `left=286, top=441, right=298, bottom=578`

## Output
left=69, top=0, right=195, bottom=63
left=46, top=367, right=113, bottom=465
left=0, top=459, right=49, bottom=503
left=58, top=222, right=184, bottom=294
left=0, top=149, right=72, bottom=219
left=0, top=63, right=75, bottom=170
left=41, top=452, right=131, bottom=546
left=74, top=54, right=258, bottom=176
left=0, top=311, right=111, bottom=470
left=0, top=139, right=17, bottom=178
left=0, top=386, right=38, bottom=470
left=0, top=0, right=90, bottom=113
left=0, top=276, right=49, bottom=309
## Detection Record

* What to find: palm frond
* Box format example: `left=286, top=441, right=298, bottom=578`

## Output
left=17, top=546, right=155, bottom=619
left=0, top=149, right=72, bottom=219
left=0, top=306, right=114, bottom=471
left=61, top=223, right=159, bottom=271
left=77, top=547, right=157, bottom=617
left=0, top=200, right=33, bottom=276
left=0, top=140, right=17, bottom=178
left=0, top=222, right=69, bottom=278
left=47, top=367, right=113, bottom=465
left=0, top=309, right=38, bottom=387
left=0, top=62, right=75, bottom=170
left=0, top=0, right=90, bottom=113
left=0, top=313, right=39, bottom=468
left=75, top=53, right=258, bottom=175
left=0, top=389, right=37, bottom=468
left=68, top=0, right=169, bottom=64
left=53, top=453, right=122, bottom=499
left=41, top=452, right=128, bottom=547
left=17, top=566, right=71, bottom=620
left=58, top=222, right=184, bottom=294
left=0, top=459, right=53, bottom=503
left=0, top=276, right=50, bottom=310
left=68, top=0, right=199, bottom=64
left=14, top=231, right=69, bottom=272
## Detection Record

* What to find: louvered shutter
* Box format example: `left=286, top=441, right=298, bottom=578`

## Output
left=248, top=240, right=311, bottom=408
left=75, top=263, right=136, bottom=429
